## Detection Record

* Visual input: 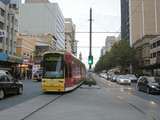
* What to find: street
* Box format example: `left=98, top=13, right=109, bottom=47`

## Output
left=0, top=73, right=160, bottom=120
left=0, top=80, right=41, bottom=111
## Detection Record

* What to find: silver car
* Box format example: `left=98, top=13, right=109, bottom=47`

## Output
left=116, top=75, right=131, bottom=85
left=126, top=74, right=137, bottom=83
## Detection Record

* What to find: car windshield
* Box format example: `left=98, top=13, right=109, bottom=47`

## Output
left=118, top=75, right=127, bottom=79
left=147, top=77, right=156, bottom=83
left=127, top=74, right=136, bottom=78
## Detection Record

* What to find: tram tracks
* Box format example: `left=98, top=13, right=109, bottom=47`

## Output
left=20, top=94, right=63, bottom=120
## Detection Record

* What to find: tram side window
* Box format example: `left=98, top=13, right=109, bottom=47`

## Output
left=65, top=63, right=69, bottom=79
left=68, top=63, right=72, bottom=78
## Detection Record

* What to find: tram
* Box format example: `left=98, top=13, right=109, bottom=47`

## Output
left=41, top=51, right=86, bottom=92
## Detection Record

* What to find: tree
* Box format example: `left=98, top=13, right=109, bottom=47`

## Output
left=94, top=40, right=137, bottom=73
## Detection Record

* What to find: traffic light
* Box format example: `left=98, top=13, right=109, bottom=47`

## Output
left=88, top=55, right=93, bottom=65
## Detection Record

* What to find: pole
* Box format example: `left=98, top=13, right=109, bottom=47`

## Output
left=89, top=8, right=92, bottom=70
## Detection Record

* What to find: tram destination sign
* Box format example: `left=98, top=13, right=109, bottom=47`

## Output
left=45, top=56, right=61, bottom=61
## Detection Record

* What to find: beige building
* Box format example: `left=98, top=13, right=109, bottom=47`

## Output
left=16, top=33, right=36, bottom=64
left=150, top=36, right=160, bottom=65
left=129, top=0, right=160, bottom=67
left=150, top=36, right=160, bottom=75
left=17, top=33, right=56, bottom=64
left=65, top=18, right=77, bottom=56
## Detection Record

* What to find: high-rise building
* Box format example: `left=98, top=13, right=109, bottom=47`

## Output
left=121, top=0, right=130, bottom=41
left=129, top=0, right=160, bottom=72
left=100, top=36, right=119, bottom=57
left=0, top=0, right=22, bottom=69
left=0, top=0, right=19, bottom=55
left=19, top=2, right=65, bottom=50
left=25, top=0, right=49, bottom=3
left=64, top=18, right=77, bottom=56
left=105, top=36, right=117, bottom=52
left=130, top=0, right=160, bottom=46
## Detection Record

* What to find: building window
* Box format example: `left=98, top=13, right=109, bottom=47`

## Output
left=153, top=42, right=157, bottom=48
left=153, top=52, right=157, bottom=58
left=157, top=40, right=160, bottom=47
left=0, top=22, right=4, bottom=29
left=0, top=37, right=3, bottom=43
left=157, top=51, right=160, bottom=56
left=0, top=8, right=5, bottom=17
left=7, top=14, right=9, bottom=20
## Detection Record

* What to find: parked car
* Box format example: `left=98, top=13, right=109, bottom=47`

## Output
left=126, top=74, right=138, bottom=83
left=32, top=70, right=43, bottom=81
left=137, top=76, right=160, bottom=94
left=0, top=70, right=13, bottom=79
left=0, top=73, right=23, bottom=100
left=116, top=75, right=131, bottom=85
left=111, top=75, right=118, bottom=82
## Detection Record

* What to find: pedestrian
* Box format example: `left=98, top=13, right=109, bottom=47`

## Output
left=22, top=71, right=25, bottom=80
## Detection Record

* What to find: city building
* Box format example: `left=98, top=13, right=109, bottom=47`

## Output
left=150, top=36, right=160, bottom=76
left=25, top=0, right=49, bottom=3
left=105, top=36, right=117, bottom=52
left=19, top=2, right=65, bottom=50
left=16, top=33, right=36, bottom=64
left=100, top=36, right=118, bottom=57
left=0, top=0, right=22, bottom=70
left=100, top=46, right=106, bottom=57
left=34, top=33, right=57, bottom=63
left=121, top=0, right=130, bottom=41
left=64, top=18, right=77, bottom=55
left=129, top=0, right=160, bottom=74
left=16, top=33, right=56, bottom=63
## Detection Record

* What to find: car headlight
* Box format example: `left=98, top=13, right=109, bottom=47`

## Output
left=120, top=79, right=124, bottom=82
left=151, top=85, right=156, bottom=88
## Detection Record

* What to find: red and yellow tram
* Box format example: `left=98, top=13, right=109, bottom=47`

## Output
left=41, top=51, right=86, bottom=92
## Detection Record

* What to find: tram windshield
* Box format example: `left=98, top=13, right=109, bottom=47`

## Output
left=43, top=54, right=64, bottom=79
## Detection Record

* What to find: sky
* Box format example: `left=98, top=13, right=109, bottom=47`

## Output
left=22, top=0, right=121, bottom=69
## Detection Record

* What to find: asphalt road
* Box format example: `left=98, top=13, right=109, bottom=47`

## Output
left=0, top=80, right=42, bottom=111
left=0, top=73, right=160, bottom=120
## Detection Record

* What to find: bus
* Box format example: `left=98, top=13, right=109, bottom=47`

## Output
left=41, top=51, right=86, bottom=92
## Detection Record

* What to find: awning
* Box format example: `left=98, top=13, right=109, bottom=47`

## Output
left=0, top=53, right=23, bottom=64
left=0, top=53, right=8, bottom=61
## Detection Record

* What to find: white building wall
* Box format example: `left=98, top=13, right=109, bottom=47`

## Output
left=19, top=3, right=65, bottom=50
left=0, top=0, right=18, bottom=55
